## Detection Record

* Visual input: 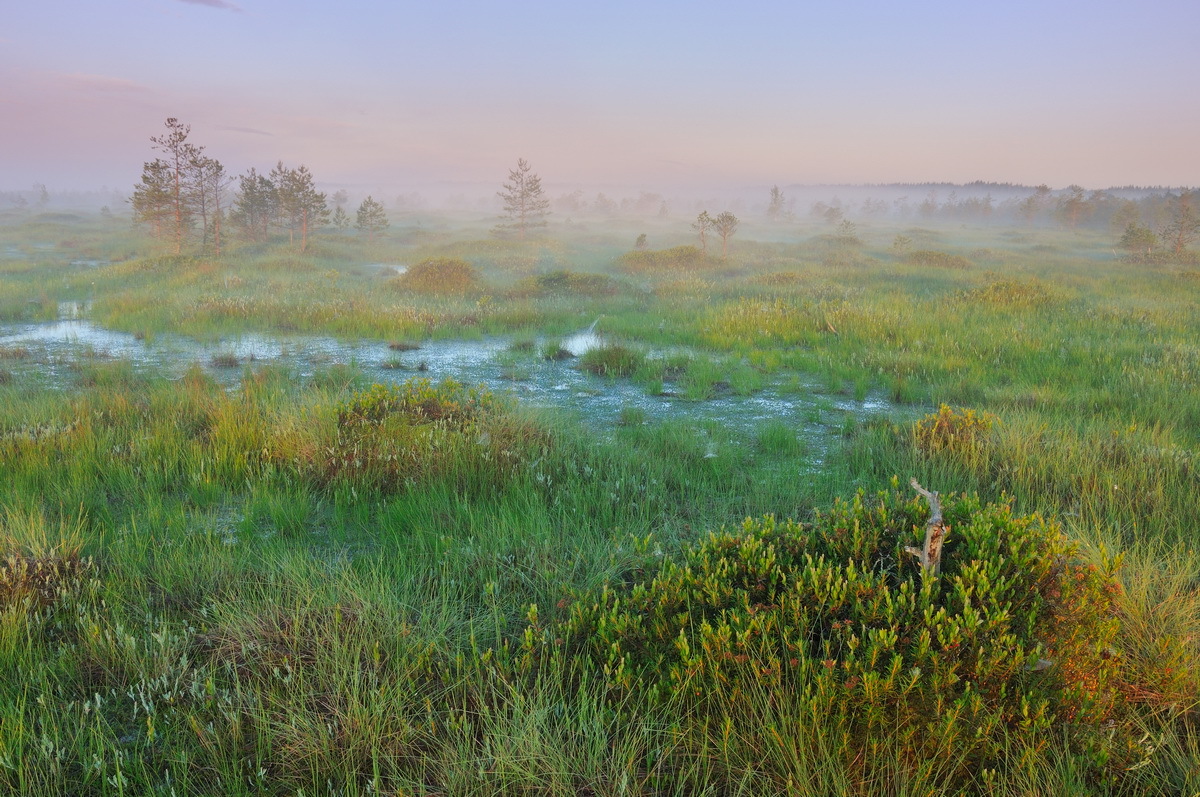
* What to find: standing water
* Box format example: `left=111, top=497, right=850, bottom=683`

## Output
left=0, top=311, right=900, bottom=457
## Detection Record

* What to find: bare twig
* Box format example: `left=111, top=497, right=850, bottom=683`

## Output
left=907, top=479, right=948, bottom=579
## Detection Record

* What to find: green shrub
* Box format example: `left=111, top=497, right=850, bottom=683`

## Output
left=906, top=250, right=973, bottom=269
left=523, top=487, right=1135, bottom=783
left=335, top=378, right=494, bottom=429
left=512, top=270, right=626, bottom=298
left=914, top=404, right=997, bottom=455
left=265, top=378, right=543, bottom=495
left=389, top=257, right=482, bottom=295
left=616, top=245, right=709, bottom=275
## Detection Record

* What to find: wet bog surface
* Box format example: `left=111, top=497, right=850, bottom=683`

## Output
left=0, top=309, right=898, bottom=456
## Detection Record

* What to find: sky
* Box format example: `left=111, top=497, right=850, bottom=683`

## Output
left=2, top=0, right=1199, bottom=197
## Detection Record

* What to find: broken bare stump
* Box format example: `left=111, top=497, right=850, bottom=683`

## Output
left=907, top=478, right=947, bottom=579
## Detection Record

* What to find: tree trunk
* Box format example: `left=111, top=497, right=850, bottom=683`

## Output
left=173, top=162, right=183, bottom=255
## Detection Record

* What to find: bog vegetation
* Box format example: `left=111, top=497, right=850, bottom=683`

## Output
left=0, top=173, right=1198, bottom=795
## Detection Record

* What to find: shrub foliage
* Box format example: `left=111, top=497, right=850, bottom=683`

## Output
left=389, top=257, right=481, bottom=295
left=520, top=486, right=1136, bottom=782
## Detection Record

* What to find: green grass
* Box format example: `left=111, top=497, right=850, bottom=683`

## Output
left=0, top=210, right=1197, bottom=794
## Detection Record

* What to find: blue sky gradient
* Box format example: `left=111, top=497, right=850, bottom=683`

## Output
left=2, top=0, right=1198, bottom=193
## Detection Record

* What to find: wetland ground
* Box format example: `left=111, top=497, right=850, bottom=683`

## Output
left=0, top=206, right=1197, bottom=795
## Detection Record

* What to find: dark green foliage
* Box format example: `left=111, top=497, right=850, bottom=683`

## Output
left=355, top=195, right=389, bottom=241
left=526, top=488, right=1134, bottom=782
left=513, top=269, right=626, bottom=298
left=1119, top=222, right=1158, bottom=254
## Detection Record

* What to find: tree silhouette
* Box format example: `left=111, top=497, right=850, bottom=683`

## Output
left=713, top=211, right=739, bottom=256
left=495, top=159, right=549, bottom=240
left=692, top=211, right=714, bottom=254
left=356, top=196, right=389, bottom=241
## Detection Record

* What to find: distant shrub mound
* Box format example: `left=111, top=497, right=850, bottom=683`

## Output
left=1120, top=250, right=1200, bottom=266
left=521, top=486, right=1138, bottom=783
left=511, top=269, right=627, bottom=298
left=389, top=257, right=482, bottom=295
left=752, top=270, right=811, bottom=287
left=906, top=249, right=973, bottom=269
left=956, top=279, right=1059, bottom=308
left=617, top=245, right=712, bottom=275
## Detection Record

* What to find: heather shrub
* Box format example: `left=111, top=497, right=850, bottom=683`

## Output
left=389, top=257, right=481, bottom=295
left=512, top=269, right=627, bottom=298
left=521, top=487, right=1137, bottom=784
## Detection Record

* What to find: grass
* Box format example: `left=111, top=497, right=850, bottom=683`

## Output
left=0, top=209, right=1197, bottom=794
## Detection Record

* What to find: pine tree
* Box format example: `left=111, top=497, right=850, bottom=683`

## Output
left=355, top=196, right=389, bottom=241
left=131, top=117, right=204, bottom=253
left=767, top=185, right=785, bottom=222
left=495, top=158, right=549, bottom=240
left=191, top=155, right=233, bottom=255
left=712, top=211, right=739, bottom=256
left=332, top=206, right=351, bottom=232
left=267, top=163, right=328, bottom=252
left=130, top=160, right=175, bottom=243
left=231, top=168, right=275, bottom=243
left=692, top=211, right=714, bottom=254
left=150, top=118, right=202, bottom=254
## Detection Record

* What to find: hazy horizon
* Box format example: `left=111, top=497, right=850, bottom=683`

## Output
left=3, top=0, right=1199, bottom=196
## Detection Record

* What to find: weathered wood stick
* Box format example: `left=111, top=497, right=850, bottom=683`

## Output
left=907, top=478, right=947, bottom=578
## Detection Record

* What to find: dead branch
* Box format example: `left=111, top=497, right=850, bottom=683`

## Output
left=907, top=478, right=947, bottom=579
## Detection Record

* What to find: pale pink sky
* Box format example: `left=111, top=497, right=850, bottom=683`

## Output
left=3, top=0, right=1198, bottom=194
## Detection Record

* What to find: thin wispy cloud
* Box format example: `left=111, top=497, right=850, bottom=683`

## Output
left=175, top=0, right=242, bottom=12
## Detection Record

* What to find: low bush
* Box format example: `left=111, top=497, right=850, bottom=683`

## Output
left=270, top=378, right=545, bottom=495
left=913, top=404, right=997, bottom=456
left=511, top=270, right=627, bottom=298
left=521, top=486, right=1139, bottom=786
left=906, top=250, right=973, bottom=269
left=389, top=257, right=482, bottom=295
left=617, top=245, right=711, bottom=275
